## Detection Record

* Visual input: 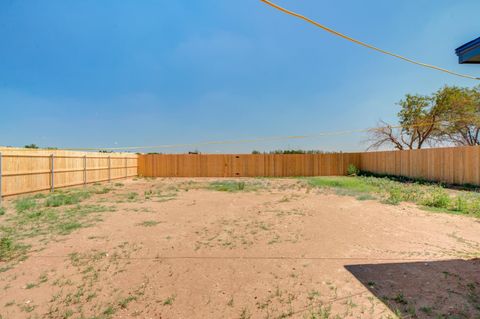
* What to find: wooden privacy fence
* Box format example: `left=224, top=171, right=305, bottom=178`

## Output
left=2, top=145, right=480, bottom=201
left=138, top=146, right=480, bottom=186
left=137, top=153, right=362, bottom=177
left=360, top=146, right=480, bottom=186
left=0, top=148, right=138, bottom=200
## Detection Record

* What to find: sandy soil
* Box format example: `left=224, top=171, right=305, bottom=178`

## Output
left=1, top=178, right=479, bottom=319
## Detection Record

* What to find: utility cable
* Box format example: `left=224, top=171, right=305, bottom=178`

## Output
left=1, top=117, right=475, bottom=151
left=60, top=117, right=473, bottom=151
left=259, top=0, right=480, bottom=80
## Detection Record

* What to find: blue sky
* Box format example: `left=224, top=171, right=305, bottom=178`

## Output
left=1, top=0, right=479, bottom=153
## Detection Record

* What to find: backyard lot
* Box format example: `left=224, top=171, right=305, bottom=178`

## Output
left=1, top=177, right=480, bottom=318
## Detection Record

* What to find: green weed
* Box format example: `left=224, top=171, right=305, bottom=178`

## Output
left=393, top=293, right=408, bottom=305
left=0, top=237, right=27, bottom=261
left=304, top=304, right=332, bottom=318
left=239, top=307, right=251, bottom=319
left=307, top=177, right=379, bottom=194
left=103, top=306, right=116, bottom=315
left=163, top=294, right=176, bottom=306
left=356, top=194, right=375, bottom=201
left=0, top=186, right=116, bottom=264
left=208, top=180, right=261, bottom=192
left=127, top=192, right=139, bottom=201
left=420, top=188, right=451, bottom=208
left=347, top=164, right=360, bottom=176
left=25, top=282, right=37, bottom=289
left=137, top=220, right=161, bottom=227
left=93, top=187, right=111, bottom=194
left=57, top=222, right=83, bottom=235
left=118, top=295, right=137, bottom=309
left=15, top=198, right=37, bottom=213
left=306, top=176, right=480, bottom=218
left=384, top=187, right=403, bottom=205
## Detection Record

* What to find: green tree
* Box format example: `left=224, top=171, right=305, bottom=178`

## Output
left=434, top=85, right=480, bottom=146
left=24, top=144, right=39, bottom=149
left=368, top=94, right=440, bottom=150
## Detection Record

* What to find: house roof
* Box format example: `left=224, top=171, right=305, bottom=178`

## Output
left=456, top=37, right=480, bottom=64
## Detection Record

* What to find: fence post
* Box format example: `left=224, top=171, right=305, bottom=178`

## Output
left=50, top=154, right=55, bottom=192
left=108, top=156, right=111, bottom=182
left=83, top=155, right=87, bottom=186
left=0, top=152, right=2, bottom=205
left=125, top=157, right=127, bottom=179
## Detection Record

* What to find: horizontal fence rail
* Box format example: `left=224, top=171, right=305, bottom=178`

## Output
left=0, top=149, right=138, bottom=201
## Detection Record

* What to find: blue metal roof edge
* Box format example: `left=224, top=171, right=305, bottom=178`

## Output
left=456, top=36, right=480, bottom=55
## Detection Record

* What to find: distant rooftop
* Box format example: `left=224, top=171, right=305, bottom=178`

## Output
left=456, top=37, right=480, bottom=64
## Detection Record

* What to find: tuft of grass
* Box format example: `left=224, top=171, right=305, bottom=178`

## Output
left=304, top=305, right=332, bottom=319
left=15, top=197, right=37, bottom=213
left=307, top=177, right=379, bottom=194
left=93, top=187, right=111, bottom=195
left=420, top=188, right=451, bottom=208
left=208, top=180, right=261, bottom=192
left=0, top=237, right=27, bottom=262
left=453, top=196, right=468, bottom=212
left=25, top=282, right=37, bottom=289
left=38, top=273, right=48, bottom=283
left=137, top=220, right=161, bottom=227
left=45, top=190, right=91, bottom=207
left=19, top=304, right=36, bottom=313
left=162, top=294, right=176, bottom=306
left=103, top=306, right=116, bottom=316
left=239, top=307, right=251, bottom=319
left=356, top=194, right=375, bottom=201
left=0, top=207, right=5, bottom=216
left=0, top=237, right=13, bottom=260
left=118, top=295, right=137, bottom=309
left=57, top=222, right=83, bottom=235
left=392, top=293, right=408, bottom=305
left=383, top=186, right=403, bottom=205
left=127, top=192, right=139, bottom=201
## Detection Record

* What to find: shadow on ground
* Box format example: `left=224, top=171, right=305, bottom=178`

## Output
left=345, top=259, right=480, bottom=319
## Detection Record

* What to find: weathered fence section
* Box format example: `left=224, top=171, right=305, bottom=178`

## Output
left=137, top=153, right=362, bottom=177
left=0, top=148, right=138, bottom=199
left=360, top=146, right=480, bottom=186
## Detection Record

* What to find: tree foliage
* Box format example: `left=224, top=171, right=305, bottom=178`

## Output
left=368, top=86, right=480, bottom=150
left=435, top=86, right=480, bottom=146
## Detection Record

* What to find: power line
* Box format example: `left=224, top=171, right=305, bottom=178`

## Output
left=1, top=117, right=474, bottom=152
left=62, top=118, right=467, bottom=151
left=259, top=0, right=480, bottom=81
left=64, top=129, right=372, bottom=151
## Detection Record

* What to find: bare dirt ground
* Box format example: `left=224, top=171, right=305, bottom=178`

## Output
left=1, top=178, right=480, bottom=319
